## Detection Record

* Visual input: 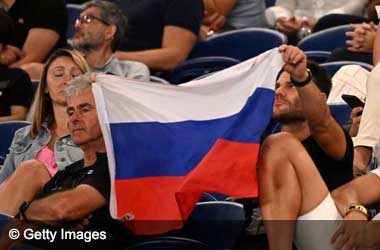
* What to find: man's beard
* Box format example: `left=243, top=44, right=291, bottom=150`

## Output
left=272, top=109, right=306, bottom=124
left=70, top=33, right=103, bottom=53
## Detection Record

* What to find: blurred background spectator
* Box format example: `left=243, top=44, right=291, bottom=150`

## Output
left=200, top=0, right=267, bottom=39
left=23, top=0, right=150, bottom=80
left=265, top=0, right=368, bottom=44
left=111, top=0, right=204, bottom=76
left=72, top=0, right=149, bottom=80
left=0, top=0, right=68, bottom=70
left=327, top=0, right=380, bottom=65
left=0, top=8, right=33, bottom=121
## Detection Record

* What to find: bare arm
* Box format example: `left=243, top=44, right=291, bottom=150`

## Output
left=10, top=28, right=60, bottom=68
left=373, top=27, right=380, bottom=65
left=0, top=106, right=28, bottom=122
left=279, top=45, right=347, bottom=160
left=203, top=0, right=236, bottom=16
left=116, top=26, right=197, bottom=71
left=24, top=184, right=106, bottom=225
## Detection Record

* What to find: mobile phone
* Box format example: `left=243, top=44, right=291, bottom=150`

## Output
left=341, top=94, right=365, bottom=109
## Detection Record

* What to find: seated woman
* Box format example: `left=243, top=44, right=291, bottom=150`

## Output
left=0, top=48, right=89, bottom=216
left=0, top=9, right=34, bottom=121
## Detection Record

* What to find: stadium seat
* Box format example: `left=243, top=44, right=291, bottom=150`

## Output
left=66, top=4, right=83, bottom=39
left=329, top=104, right=352, bottom=127
left=170, top=56, right=241, bottom=84
left=0, top=121, right=31, bottom=165
left=320, top=61, right=374, bottom=77
left=297, top=25, right=352, bottom=52
left=269, top=104, right=352, bottom=133
left=199, top=192, right=218, bottom=202
left=31, top=79, right=39, bottom=93
left=126, top=236, right=208, bottom=250
left=180, top=201, right=245, bottom=250
left=189, top=28, right=287, bottom=61
left=265, top=0, right=276, bottom=7
left=305, top=51, right=331, bottom=63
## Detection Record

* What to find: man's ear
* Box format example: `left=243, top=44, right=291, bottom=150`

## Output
left=105, top=24, right=117, bottom=41
left=321, top=92, right=327, bottom=102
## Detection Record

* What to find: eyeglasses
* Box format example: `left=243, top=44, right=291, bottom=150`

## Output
left=75, top=14, right=109, bottom=26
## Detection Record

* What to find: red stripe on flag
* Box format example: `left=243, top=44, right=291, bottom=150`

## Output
left=114, top=138, right=259, bottom=234
left=176, top=139, right=259, bottom=220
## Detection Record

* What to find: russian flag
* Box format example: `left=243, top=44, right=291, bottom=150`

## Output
left=92, top=49, right=284, bottom=234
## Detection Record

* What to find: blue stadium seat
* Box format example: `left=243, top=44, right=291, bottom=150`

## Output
left=265, top=0, right=276, bottom=7
left=170, top=56, right=241, bottom=84
left=329, top=104, right=352, bottom=126
left=269, top=104, right=352, bottom=133
left=320, top=61, right=373, bottom=77
left=189, top=28, right=287, bottom=61
left=31, top=79, right=39, bottom=93
left=297, top=25, right=352, bottom=52
left=0, top=121, right=30, bottom=165
left=305, top=51, right=331, bottom=63
left=126, top=236, right=208, bottom=250
left=180, top=201, right=245, bottom=250
left=66, top=4, right=83, bottom=39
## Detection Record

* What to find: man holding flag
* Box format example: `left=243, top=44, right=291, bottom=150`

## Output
left=259, top=45, right=355, bottom=250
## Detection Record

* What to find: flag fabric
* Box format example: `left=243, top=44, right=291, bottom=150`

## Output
left=92, top=49, right=284, bottom=234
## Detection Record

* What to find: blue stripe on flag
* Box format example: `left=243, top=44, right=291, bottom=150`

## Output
left=110, top=88, right=274, bottom=179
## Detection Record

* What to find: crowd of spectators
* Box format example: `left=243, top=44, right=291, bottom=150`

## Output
left=1, top=0, right=380, bottom=249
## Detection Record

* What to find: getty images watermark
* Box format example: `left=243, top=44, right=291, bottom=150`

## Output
left=8, top=228, right=107, bottom=243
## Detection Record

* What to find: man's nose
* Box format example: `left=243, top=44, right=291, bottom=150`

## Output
left=275, top=86, right=286, bottom=96
left=74, top=18, right=82, bottom=29
left=69, top=111, right=80, bottom=122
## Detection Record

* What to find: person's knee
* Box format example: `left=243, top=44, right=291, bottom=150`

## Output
left=13, top=160, right=50, bottom=184
left=261, top=132, right=300, bottom=156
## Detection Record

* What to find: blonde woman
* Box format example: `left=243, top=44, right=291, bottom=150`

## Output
left=0, top=49, right=89, bottom=215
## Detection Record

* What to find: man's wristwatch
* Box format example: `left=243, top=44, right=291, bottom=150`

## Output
left=290, top=69, right=312, bottom=87
left=344, top=204, right=368, bottom=217
left=19, top=201, right=32, bottom=221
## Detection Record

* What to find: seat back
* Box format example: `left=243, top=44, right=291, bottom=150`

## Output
left=66, top=4, right=83, bottom=39
left=189, top=28, right=287, bottom=61
left=126, top=236, right=208, bottom=250
left=265, top=0, right=276, bottom=7
left=0, top=121, right=30, bottom=165
left=329, top=104, right=352, bottom=127
left=321, top=61, right=374, bottom=77
left=170, top=56, right=241, bottom=84
left=298, top=25, right=351, bottom=52
left=305, top=51, right=331, bottom=63
left=180, top=201, right=245, bottom=250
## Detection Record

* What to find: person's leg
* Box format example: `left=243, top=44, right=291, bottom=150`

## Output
left=259, top=132, right=329, bottom=250
left=0, top=160, right=50, bottom=216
